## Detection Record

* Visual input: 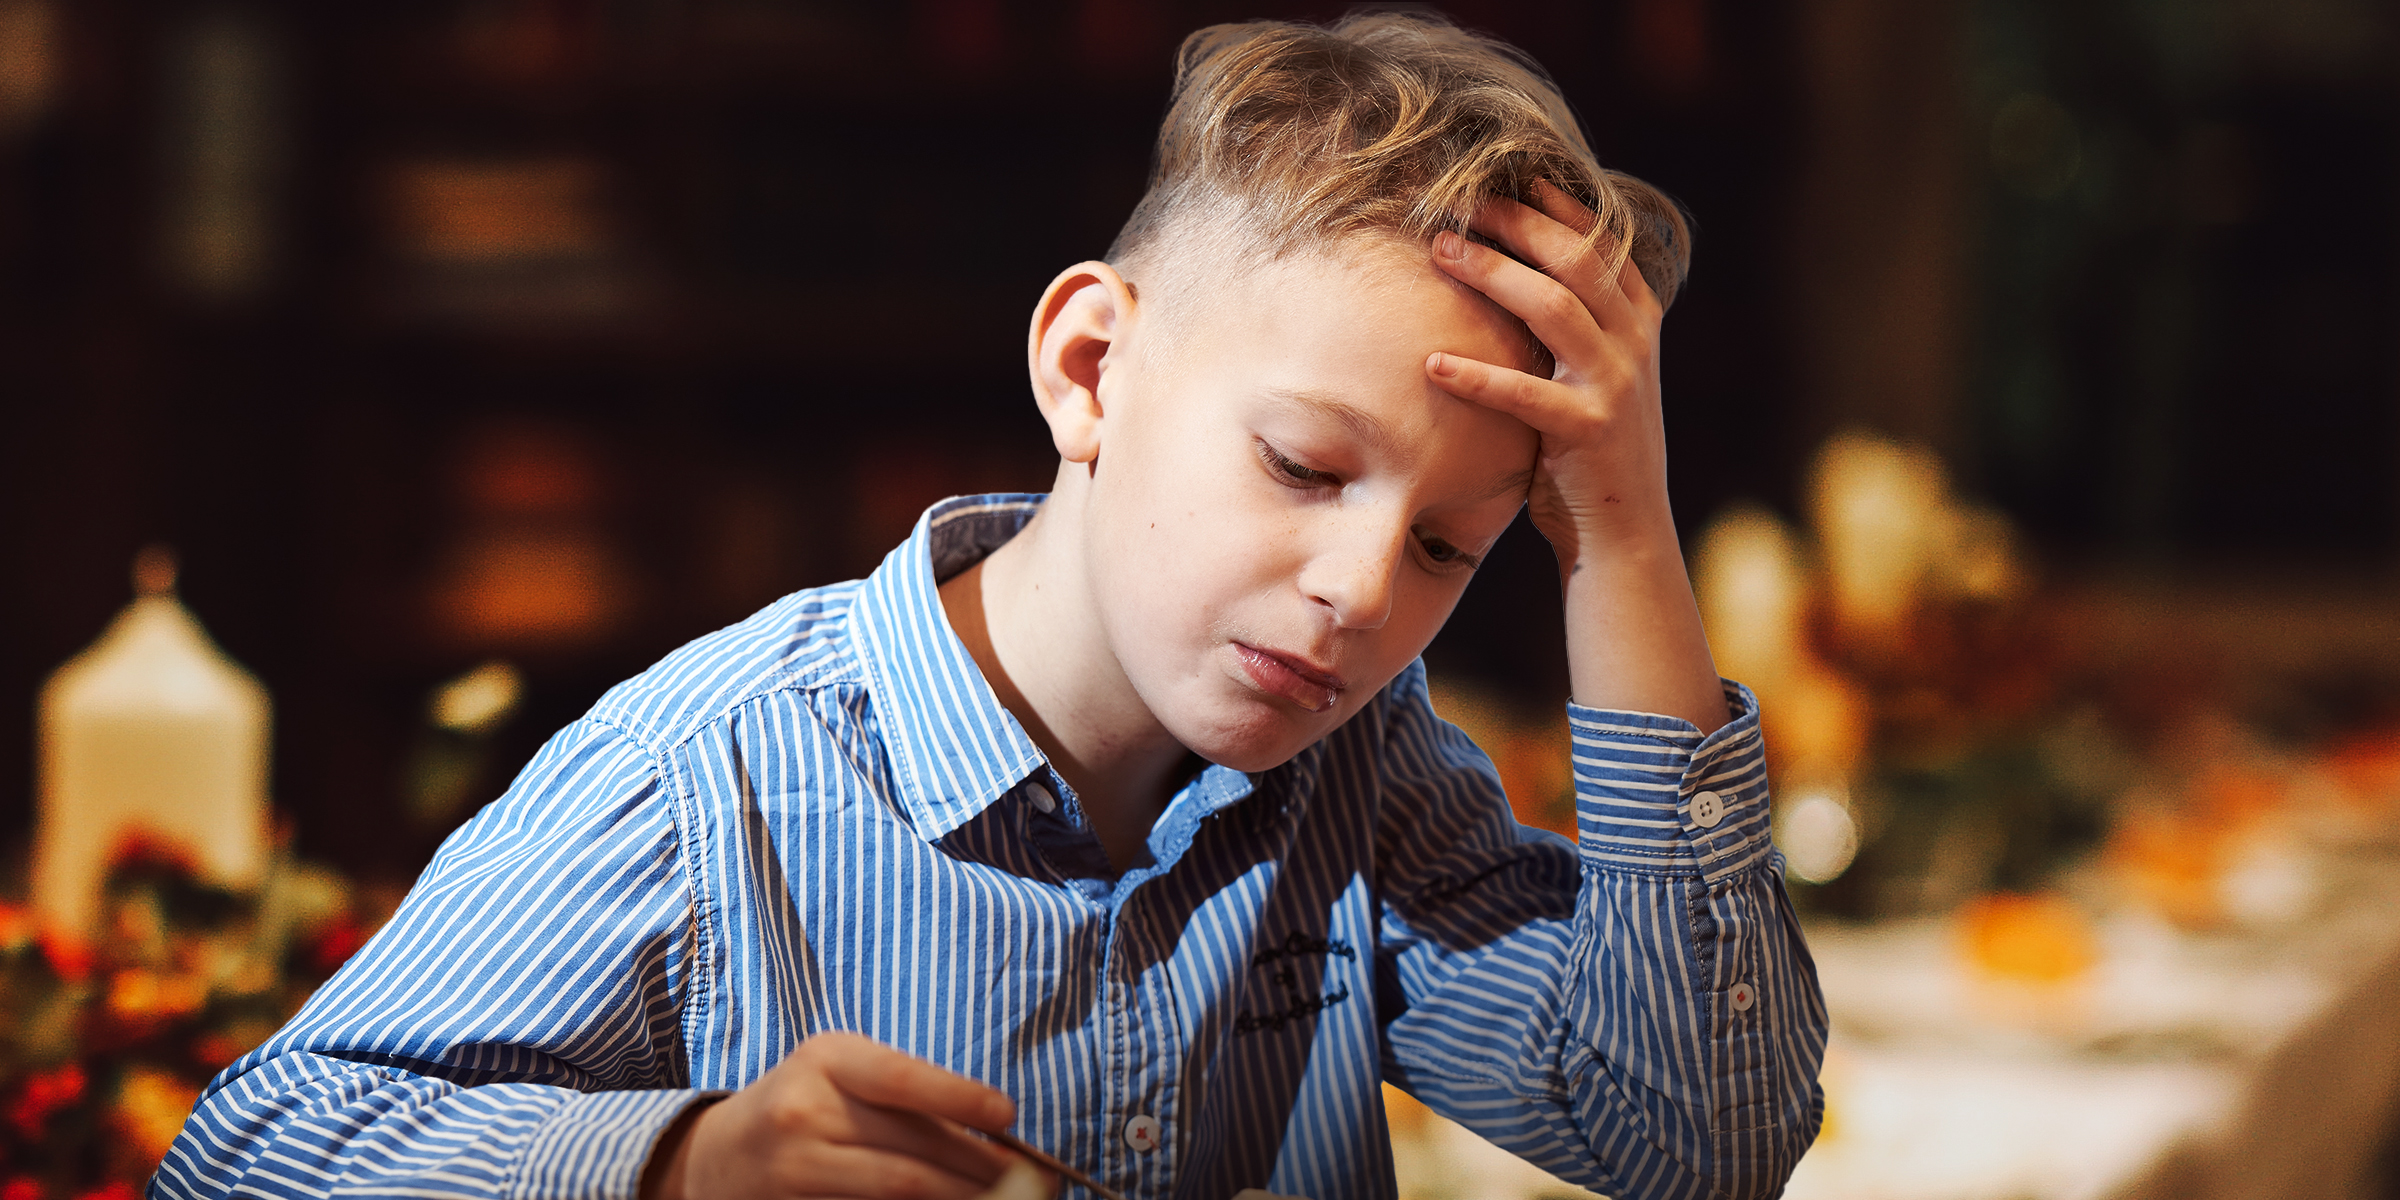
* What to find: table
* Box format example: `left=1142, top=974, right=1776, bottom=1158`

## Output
left=1390, top=851, right=2400, bottom=1200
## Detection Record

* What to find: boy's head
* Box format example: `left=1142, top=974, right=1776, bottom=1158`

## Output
left=1108, top=12, right=1690, bottom=341
left=1019, top=14, right=1687, bottom=772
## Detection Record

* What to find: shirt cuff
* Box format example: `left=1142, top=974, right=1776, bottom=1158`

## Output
left=1565, top=678, right=1773, bottom=886
left=513, top=1088, right=727, bottom=1200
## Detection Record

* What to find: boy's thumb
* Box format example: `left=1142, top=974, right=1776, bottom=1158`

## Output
left=975, top=1160, right=1056, bottom=1200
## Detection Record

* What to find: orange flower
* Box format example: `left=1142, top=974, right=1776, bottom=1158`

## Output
left=1959, top=892, right=2097, bottom=984
left=308, top=918, right=368, bottom=975
left=37, top=929, right=92, bottom=984
left=104, top=832, right=198, bottom=877
left=8, top=1063, right=87, bottom=1136
left=190, top=1033, right=249, bottom=1070
left=106, top=970, right=207, bottom=1022
left=110, top=1069, right=202, bottom=1171
left=0, top=904, right=34, bottom=954
left=2329, top=730, right=2400, bottom=808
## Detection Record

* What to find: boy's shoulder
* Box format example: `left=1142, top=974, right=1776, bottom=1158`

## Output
left=582, top=578, right=872, bottom=754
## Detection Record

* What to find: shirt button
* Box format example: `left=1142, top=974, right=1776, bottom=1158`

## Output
left=1691, top=789, right=1726, bottom=829
left=1026, top=781, right=1057, bottom=814
left=1729, top=981, right=1756, bottom=1012
left=1123, top=1113, right=1162, bottom=1153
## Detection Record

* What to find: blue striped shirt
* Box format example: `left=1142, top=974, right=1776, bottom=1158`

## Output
left=155, top=494, right=1825, bottom=1200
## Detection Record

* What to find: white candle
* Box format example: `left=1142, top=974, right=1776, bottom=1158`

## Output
left=33, top=548, right=269, bottom=940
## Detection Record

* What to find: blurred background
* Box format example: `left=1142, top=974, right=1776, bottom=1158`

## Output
left=1, top=0, right=2397, bottom=1195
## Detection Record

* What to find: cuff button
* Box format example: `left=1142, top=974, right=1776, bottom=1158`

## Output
left=1691, top=789, right=1726, bottom=829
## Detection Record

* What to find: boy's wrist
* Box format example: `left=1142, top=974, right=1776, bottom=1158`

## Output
left=1554, top=503, right=1729, bottom=732
left=640, top=1098, right=720, bottom=1200
left=1548, top=504, right=1682, bottom=584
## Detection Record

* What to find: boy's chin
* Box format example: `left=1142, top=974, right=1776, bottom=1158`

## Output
left=1189, top=738, right=1308, bottom=775
left=1169, top=697, right=1348, bottom=775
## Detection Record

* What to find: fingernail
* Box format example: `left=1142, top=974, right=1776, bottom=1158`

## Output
left=1427, top=352, right=1455, bottom=377
left=1435, top=231, right=1465, bottom=260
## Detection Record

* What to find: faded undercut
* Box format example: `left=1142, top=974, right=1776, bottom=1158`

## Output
left=1108, top=12, right=1693, bottom=323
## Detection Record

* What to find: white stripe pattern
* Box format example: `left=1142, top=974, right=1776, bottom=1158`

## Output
left=153, top=494, right=1825, bottom=1200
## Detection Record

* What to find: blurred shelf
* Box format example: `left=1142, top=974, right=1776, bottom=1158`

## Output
left=2052, top=570, right=2400, bottom=674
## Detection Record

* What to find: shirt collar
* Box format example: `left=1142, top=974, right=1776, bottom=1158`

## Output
left=849, top=494, right=1052, bottom=842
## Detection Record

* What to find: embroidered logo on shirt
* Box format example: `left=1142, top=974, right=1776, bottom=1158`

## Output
left=1233, top=931, right=1355, bottom=1036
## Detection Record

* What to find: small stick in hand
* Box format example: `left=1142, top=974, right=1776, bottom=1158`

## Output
left=982, top=1129, right=1127, bottom=1200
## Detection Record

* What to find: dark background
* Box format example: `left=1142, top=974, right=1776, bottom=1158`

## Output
left=1, top=0, right=2391, bottom=883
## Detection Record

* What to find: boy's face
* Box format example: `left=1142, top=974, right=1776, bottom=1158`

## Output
left=1077, top=240, right=1541, bottom=772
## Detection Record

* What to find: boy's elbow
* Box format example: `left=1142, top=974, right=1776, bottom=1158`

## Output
left=150, top=1089, right=256, bottom=1200
left=148, top=1050, right=389, bottom=1200
left=1616, top=1079, right=1823, bottom=1200
left=1699, top=1082, right=1826, bottom=1200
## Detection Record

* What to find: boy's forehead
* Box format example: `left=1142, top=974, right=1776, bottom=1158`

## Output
left=1166, top=231, right=1512, bottom=326
left=1182, top=235, right=1545, bottom=374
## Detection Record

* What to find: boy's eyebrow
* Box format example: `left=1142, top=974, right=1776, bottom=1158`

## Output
left=1477, top=465, right=1538, bottom=503
left=1260, top=385, right=1535, bottom=502
left=1260, top=385, right=1403, bottom=459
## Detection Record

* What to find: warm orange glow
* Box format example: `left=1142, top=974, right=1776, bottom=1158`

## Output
left=2329, top=729, right=2400, bottom=811
left=389, top=158, right=611, bottom=263
left=432, top=532, right=630, bottom=647
left=110, top=1068, right=203, bottom=1171
left=456, top=425, right=606, bottom=514
left=430, top=423, right=635, bottom=650
left=1959, top=892, right=2096, bottom=984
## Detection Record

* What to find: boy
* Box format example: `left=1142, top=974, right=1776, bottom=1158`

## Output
left=158, top=13, right=1824, bottom=1200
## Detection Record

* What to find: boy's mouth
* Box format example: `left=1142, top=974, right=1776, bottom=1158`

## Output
left=1232, top=642, right=1347, bottom=713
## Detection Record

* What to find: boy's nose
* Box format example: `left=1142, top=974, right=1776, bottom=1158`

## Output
left=1299, top=518, right=1402, bottom=631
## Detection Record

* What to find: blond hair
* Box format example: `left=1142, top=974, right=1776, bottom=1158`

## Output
left=1109, top=11, right=1692, bottom=312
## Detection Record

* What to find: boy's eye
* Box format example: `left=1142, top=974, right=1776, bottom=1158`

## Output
left=1417, top=534, right=1482, bottom=571
left=1259, top=442, right=1338, bottom=488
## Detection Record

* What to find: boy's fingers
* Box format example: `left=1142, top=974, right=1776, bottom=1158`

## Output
left=1426, top=352, right=1577, bottom=433
left=1468, top=198, right=1609, bottom=306
left=1525, top=178, right=1598, bottom=236
left=838, top=1102, right=1013, bottom=1184
left=1467, top=198, right=1644, bottom=337
left=1431, top=232, right=1606, bottom=371
left=813, top=1033, right=1018, bottom=1133
left=784, top=1141, right=997, bottom=1200
left=1615, top=248, right=1663, bottom=316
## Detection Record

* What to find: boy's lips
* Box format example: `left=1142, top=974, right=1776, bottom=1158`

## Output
left=1232, top=642, right=1347, bottom=713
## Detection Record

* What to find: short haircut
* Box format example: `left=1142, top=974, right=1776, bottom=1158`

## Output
left=1108, top=11, right=1693, bottom=317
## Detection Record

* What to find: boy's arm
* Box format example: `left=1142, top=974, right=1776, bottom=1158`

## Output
left=151, top=719, right=712, bottom=1200
left=156, top=716, right=1023, bottom=1200
left=1374, top=666, right=1824, bottom=1200
left=1384, top=187, right=1825, bottom=1196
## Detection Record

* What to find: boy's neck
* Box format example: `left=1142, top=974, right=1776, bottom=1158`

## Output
left=936, top=503, right=1192, bottom=873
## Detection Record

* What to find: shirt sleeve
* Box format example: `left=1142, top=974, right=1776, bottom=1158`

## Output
left=151, top=718, right=718, bottom=1200
left=1374, top=665, right=1827, bottom=1200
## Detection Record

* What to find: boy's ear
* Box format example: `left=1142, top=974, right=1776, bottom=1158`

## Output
left=1028, top=261, right=1136, bottom=465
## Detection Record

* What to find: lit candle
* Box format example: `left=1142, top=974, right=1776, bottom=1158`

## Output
left=33, top=548, right=269, bottom=939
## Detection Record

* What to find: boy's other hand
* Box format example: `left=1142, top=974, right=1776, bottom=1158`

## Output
left=645, top=1031, right=1022, bottom=1200
left=1422, top=180, right=1672, bottom=569
left=1424, top=182, right=1729, bottom=732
